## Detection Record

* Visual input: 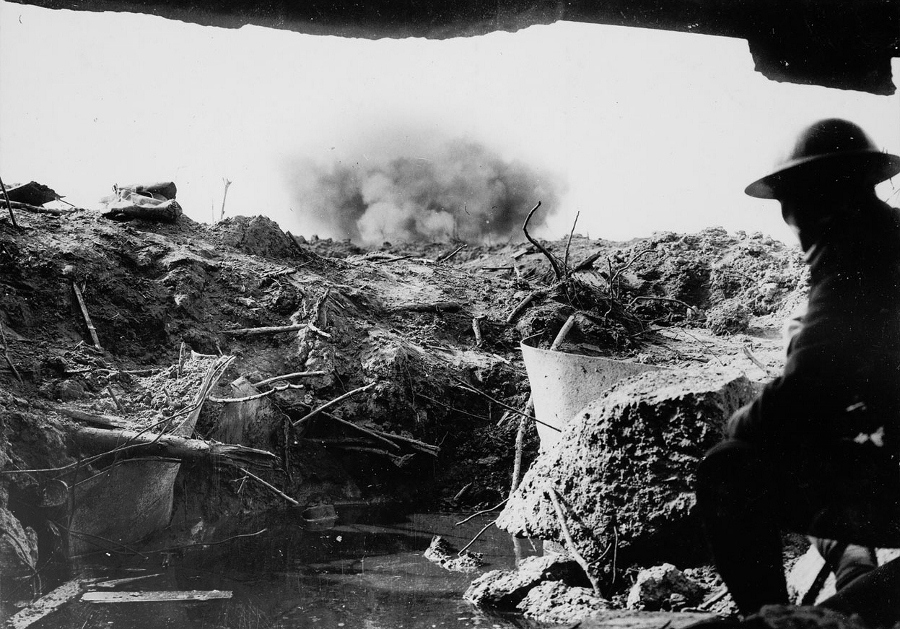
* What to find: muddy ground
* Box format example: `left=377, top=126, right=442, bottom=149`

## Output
left=0, top=205, right=807, bottom=615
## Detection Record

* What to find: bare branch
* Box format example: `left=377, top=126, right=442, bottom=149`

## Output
left=522, top=202, right=563, bottom=280
left=546, top=486, right=604, bottom=598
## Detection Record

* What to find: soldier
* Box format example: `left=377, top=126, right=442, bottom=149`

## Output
left=696, top=119, right=900, bottom=624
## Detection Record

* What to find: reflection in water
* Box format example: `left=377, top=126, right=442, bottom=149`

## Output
left=39, top=508, right=541, bottom=629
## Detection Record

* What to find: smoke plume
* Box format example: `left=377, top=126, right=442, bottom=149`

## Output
left=292, top=140, right=561, bottom=245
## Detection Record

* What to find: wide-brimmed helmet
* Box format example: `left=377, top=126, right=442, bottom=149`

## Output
left=745, top=118, right=900, bottom=199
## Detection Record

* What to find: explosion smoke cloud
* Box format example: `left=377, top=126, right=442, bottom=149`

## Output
left=293, top=140, right=562, bottom=245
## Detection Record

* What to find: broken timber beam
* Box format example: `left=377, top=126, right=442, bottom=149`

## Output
left=220, top=323, right=306, bottom=336
left=66, top=423, right=278, bottom=468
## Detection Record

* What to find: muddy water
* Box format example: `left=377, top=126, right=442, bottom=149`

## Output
left=42, top=507, right=540, bottom=629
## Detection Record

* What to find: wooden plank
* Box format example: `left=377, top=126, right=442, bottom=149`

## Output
left=82, top=590, right=232, bottom=603
left=7, top=578, right=91, bottom=629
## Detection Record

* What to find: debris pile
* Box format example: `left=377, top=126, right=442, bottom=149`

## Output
left=0, top=185, right=814, bottom=622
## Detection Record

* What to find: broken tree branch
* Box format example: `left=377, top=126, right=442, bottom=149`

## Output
left=292, top=382, right=377, bottom=427
left=254, top=370, right=329, bottom=388
left=67, top=423, right=279, bottom=468
left=307, top=322, right=332, bottom=338
left=505, top=290, right=547, bottom=325
left=436, top=244, right=467, bottom=263
left=546, top=486, right=604, bottom=598
left=320, top=412, right=401, bottom=451
left=742, top=344, right=772, bottom=376
left=72, top=282, right=102, bottom=350
left=522, top=201, right=563, bottom=280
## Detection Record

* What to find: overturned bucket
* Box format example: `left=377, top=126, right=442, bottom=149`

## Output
left=521, top=341, right=660, bottom=450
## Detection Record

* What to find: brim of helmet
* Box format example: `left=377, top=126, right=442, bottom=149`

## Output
left=744, top=150, right=900, bottom=200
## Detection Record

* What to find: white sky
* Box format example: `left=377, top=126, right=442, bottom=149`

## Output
left=1, top=2, right=898, bottom=244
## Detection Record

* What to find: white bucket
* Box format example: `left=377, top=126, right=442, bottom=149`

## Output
left=521, top=341, right=660, bottom=450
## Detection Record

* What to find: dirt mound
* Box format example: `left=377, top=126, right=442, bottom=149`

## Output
left=213, top=215, right=299, bottom=259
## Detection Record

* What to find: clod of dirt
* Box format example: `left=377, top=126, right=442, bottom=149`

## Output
left=422, top=535, right=485, bottom=572
left=517, top=580, right=609, bottom=623
left=497, top=367, right=756, bottom=569
left=626, top=563, right=705, bottom=611
left=214, top=215, right=299, bottom=259
left=705, top=300, right=752, bottom=335
left=464, top=554, right=588, bottom=608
